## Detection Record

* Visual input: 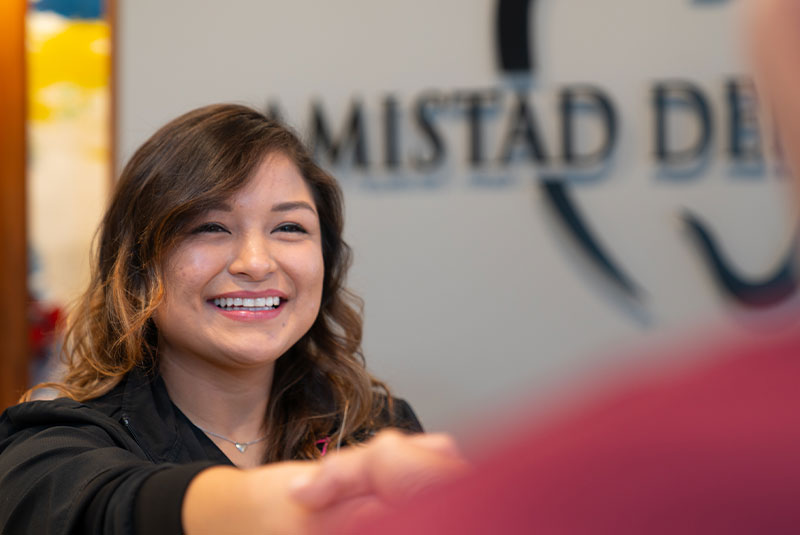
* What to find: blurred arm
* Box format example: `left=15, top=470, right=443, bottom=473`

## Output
left=182, top=430, right=466, bottom=534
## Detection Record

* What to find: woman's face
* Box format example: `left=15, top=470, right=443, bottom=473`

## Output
left=154, top=153, right=324, bottom=374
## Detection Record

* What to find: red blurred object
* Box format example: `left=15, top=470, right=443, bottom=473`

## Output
left=358, top=328, right=800, bottom=535
left=28, top=299, right=61, bottom=361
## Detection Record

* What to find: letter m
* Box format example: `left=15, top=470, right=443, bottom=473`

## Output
left=308, top=100, right=368, bottom=169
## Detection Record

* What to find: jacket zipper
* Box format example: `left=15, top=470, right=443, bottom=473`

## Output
left=121, top=414, right=156, bottom=462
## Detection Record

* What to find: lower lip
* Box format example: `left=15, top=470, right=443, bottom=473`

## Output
left=209, top=302, right=284, bottom=322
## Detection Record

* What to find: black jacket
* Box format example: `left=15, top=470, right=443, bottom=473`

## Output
left=0, top=368, right=421, bottom=535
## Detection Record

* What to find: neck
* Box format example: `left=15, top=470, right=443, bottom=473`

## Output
left=159, top=354, right=275, bottom=458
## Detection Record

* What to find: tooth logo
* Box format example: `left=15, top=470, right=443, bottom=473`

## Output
left=494, top=0, right=797, bottom=309
left=496, top=0, right=537, bottom=74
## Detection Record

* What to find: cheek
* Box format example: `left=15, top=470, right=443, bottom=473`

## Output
left=306, top=252, right=325, bottom=304
left=162, top=246, right=225, bottom=301
left=291, top=246, right=325, bottom=308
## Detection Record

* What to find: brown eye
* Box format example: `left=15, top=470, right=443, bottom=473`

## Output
left=192, top=222, right=230, bottom=234
left=273, top=223, right=307, bottom=234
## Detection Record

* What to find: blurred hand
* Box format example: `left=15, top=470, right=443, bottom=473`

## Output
left=291, top=430, right=468, bottom=527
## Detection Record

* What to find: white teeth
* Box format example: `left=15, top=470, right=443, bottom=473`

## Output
left=213, top=296, right=282, bottom=310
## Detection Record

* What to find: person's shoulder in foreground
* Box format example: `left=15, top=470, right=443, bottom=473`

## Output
left=356, top=324, right=800, bottom=534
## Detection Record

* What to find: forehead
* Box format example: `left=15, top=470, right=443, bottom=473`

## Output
left=240, top=153, right=313, bottom=201
left=207, top=153, right=317, bottom=213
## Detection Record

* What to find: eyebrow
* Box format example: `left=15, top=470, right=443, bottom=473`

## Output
left=271, top=201, right=317, bottom=215
left=203, top=200, right=317, bottom=215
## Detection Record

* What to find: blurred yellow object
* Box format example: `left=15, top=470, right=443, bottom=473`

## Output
left=27, top=12, right=109, bottom=121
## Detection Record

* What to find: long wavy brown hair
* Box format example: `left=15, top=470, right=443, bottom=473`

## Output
left=27, top=104, right=392, bottom=461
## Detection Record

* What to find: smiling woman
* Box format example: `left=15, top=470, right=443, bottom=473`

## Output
left=153, top=152, right=327, bottom=463
left=0, top=104, right=464, bottom=534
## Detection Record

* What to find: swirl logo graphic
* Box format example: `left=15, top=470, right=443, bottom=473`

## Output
left=494, top=0, right=797, bottom=308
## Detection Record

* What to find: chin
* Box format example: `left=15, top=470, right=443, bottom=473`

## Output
left=224, top=345, right=291, bottom=367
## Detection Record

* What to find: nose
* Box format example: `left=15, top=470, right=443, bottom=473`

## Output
left=228, top=232, right=275, bottom=281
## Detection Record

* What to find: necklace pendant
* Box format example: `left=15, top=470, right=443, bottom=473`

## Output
left=235, top=443, right=247, bottom=453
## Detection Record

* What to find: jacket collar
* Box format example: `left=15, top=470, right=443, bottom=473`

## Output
left=119, top=366, right=230, bottom=465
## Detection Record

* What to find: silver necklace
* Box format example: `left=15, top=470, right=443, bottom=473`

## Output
left=195, top=425, right=267, bottom=453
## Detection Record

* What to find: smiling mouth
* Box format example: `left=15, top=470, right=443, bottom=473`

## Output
left=212, top=296, right=282, bottom=311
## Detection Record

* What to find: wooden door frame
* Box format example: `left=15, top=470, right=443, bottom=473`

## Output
left=0, top=0, right=28, bottom=409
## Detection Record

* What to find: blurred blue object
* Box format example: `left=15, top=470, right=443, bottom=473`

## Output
left=30, top=0, right=103, bottom=19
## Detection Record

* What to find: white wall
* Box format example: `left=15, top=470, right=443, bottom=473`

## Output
left=117, top=0, right=796, bottom=433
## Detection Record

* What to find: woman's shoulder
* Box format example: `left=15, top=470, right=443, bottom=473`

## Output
left=345, top=396, right=422, bottom=447
left=0, top=392, right=127, bottom=446
left=1, top=373, right=131, bottom=432
left=388, top=397, right=424, bottom=433
left=371, top=395, right=423, bottom=434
